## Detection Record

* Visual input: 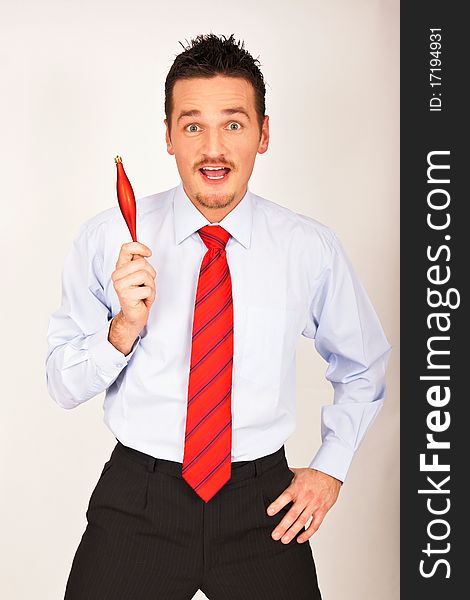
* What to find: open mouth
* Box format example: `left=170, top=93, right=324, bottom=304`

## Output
left=199, top=166, right=231, bottom=182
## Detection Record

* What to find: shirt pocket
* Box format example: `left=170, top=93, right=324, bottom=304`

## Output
left=239, top=306, right=287, bottom=389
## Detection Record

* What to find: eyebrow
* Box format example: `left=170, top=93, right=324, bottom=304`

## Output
left=176, top=107, right=251, bottom=124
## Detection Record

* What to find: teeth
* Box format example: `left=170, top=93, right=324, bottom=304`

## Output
left=200, top=166, right=229, bottom=180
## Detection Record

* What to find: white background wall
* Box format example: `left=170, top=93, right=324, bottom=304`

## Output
left=0, top=0, right=399, bottom=597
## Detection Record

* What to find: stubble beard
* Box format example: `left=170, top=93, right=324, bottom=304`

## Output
left=194, top=190, right=236, bottom=210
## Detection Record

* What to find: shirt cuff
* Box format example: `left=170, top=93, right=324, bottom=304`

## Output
left=87, top=320, right=141, bottom=375
left=308, top=439, right=356, bottom=483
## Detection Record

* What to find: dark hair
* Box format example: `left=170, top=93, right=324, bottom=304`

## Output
left=165, top=33, right=266, bottom=136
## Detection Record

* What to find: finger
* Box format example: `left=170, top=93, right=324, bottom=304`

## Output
left=126, top=285, right=154, bottom=301
left=279, top=507, right=312, bottom=544
left=143, top=286, right=157, bottom=306
left=115, top=270, right=155, bottom=292
left=297, top=512, right=324, bottom=543
left=270, top=500, right=304, bottom=541
left=266, top=488, right=294, bottom=517
left=116, top=242, right=152, bottom=268
left=113, top=258, right=156, bottom=282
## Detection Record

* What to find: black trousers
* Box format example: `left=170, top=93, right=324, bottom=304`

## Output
left=64, top=439, right=322, bottom=599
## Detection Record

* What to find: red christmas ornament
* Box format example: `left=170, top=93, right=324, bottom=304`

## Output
left=115, top=155, right=137, bottom=242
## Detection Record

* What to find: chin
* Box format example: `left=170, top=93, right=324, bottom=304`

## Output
left=196, top=189, right=236, bottom=210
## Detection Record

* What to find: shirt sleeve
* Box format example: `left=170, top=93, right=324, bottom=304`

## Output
left=45, top=221, right=141, bottom=409
left=302, top=230, right=392, bottom=482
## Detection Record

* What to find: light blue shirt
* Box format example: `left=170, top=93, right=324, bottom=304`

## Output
left=45, top=181, right=392, bottom=482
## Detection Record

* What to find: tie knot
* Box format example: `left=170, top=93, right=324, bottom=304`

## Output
left=198, top=225, right=230, bottom=250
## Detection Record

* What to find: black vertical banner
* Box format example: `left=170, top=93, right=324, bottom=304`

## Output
left=401, top=3, right=466, bottom=598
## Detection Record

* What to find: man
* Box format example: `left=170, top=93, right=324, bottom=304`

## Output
left=46, top=33, right=391, bottom=599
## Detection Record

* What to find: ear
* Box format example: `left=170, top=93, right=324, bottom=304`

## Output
left=164, top=119, right=175, bottom=155
left=257, top=115, right=270, bottom=155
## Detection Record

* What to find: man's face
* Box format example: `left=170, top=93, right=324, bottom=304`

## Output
left=164, top=75, right=269, bottom=216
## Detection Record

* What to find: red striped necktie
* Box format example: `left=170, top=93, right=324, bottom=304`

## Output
left=182, top=225, right=234, bottom=502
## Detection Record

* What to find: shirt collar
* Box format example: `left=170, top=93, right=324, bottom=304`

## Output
left=173, top=180, right=253, bottom=249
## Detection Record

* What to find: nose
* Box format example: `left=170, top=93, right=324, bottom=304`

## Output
left=201, top=126, right=228, bottom=157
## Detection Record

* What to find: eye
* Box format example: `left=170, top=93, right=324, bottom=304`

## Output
left=186, top=123, right=201, bottom=133
left=227, top=121, right=242, bottom=130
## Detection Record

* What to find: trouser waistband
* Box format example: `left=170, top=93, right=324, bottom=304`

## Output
left=112, top=438, right=287, bottom=481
